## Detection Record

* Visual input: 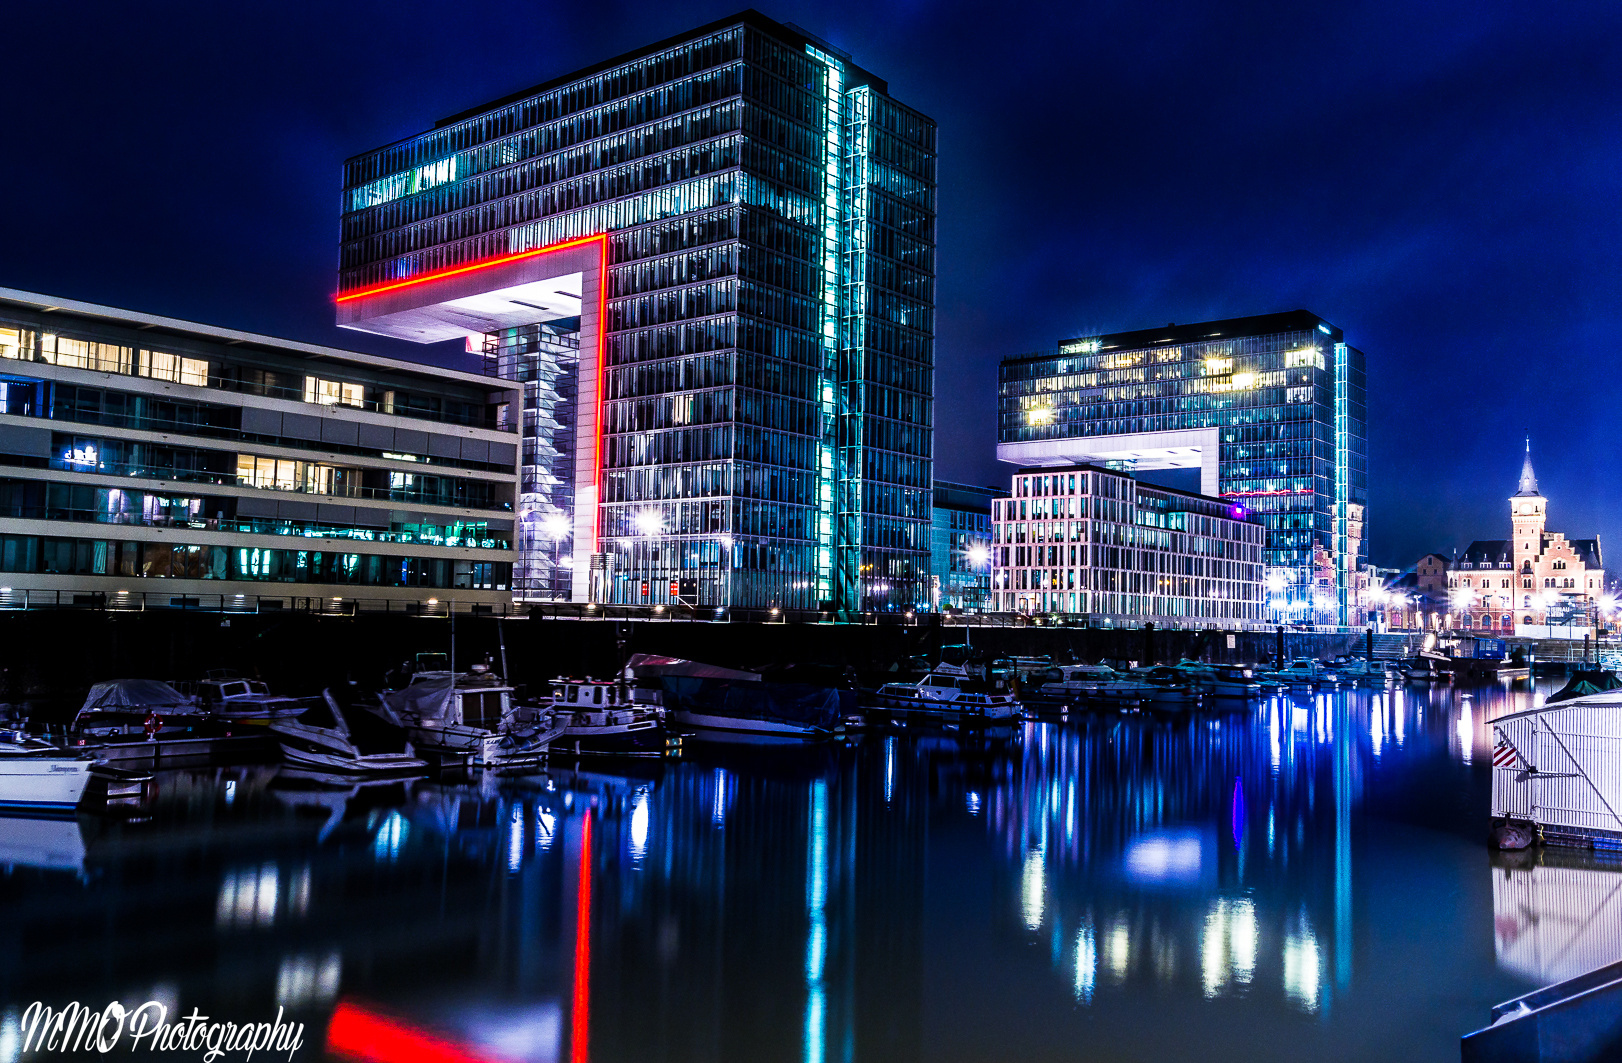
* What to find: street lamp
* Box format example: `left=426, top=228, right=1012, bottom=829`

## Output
left=1448, top=585, right=1475, bottom=631
left=1265, top=568, right=1292, bottom=624
left=542, top=513, right=571, bottom=600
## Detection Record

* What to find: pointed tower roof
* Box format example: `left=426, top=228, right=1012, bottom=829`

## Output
left=1515, top=438, right=1541, bottom=497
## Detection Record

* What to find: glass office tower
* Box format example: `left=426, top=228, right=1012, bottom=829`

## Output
left=998, top=311, right=1367, bottom=624
left=336, top=11, right=936, bottom=614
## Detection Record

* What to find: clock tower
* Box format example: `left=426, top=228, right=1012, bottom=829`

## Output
left=1511, top=440, right=1545, bottom=571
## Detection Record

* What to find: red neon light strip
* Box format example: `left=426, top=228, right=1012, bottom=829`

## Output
left=591, top=236, right=608, bottom=554
left=571, top=809, right=594, bottom=1063
left=325, top=1001, right=490, bottom=1063
left=334, top=233, right=609, bottom=303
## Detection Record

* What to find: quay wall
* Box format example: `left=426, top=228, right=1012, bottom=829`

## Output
left=0, top=611, right=1367, bottom=721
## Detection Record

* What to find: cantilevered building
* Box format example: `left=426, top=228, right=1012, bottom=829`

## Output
left=336, top=10, right=937, bottom=614
left=999, top=311, right=1366, bottom=624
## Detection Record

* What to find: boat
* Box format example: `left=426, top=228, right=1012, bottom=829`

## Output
left=630, top=655, right=862, bottom=739
left=1546, top=669, right=1622, bottom=704
left=1209, top=665, right=1264, bottom=699
left=1037, top=664, right=1123, bottom=699
left=73, top=679, right=206, bottom=738
left=1138, top=667, right=1200, bottom=709
left=380, top=664, right=564, bottom=768
left=868, top=670, right=1020, bottom=723
left=1261, top=659, right=1334, bottom=689
left=1166, top=659, right=1220, bottom=691
left=1324, top=655, right=1393, bottom=685
left=548, top=679, right=674, bottom=757
left=1398, top=652, right=1452, bottom=683
left=270, top=690, right=429, bottom=776
left=0, top=731, right=95, bottom=810
left=187, top=672, right=314, bottom=724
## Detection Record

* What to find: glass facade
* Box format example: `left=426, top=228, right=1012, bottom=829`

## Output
left=0, top=291, right=519, bottom=607
left=930, top=482, right=994, bottom=611
left=338, top=12, right=936, bottom=614
left=998, top=312, right=1366, bottom=624
left=990, top=465, right=1266, bottom=624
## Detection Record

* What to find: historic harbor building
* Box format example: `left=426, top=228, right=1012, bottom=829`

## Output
left=1448, top=447, right=1605, bottom=638
left=990, top=464, right=1266, bottom=626
left=336, top=11, right=937, bottom=615
left=0, top=288, right=518, bottom=612
left=998, top=311, right=1366, bottom=624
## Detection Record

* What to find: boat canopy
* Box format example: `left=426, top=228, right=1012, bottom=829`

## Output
left=658, top=675, right=849, bottom=732
left=383, top=676, right=458, bottom=723
left=79, top=679, right=193, bottom=715
left=1547, top=669, right=1622, bottom=705
left=625, top=654, right=761, bottom=682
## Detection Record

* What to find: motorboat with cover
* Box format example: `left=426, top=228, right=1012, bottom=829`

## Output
left=1261, top=659, right=1334, bottom=689
left=74, top=679, right=205, bottom=738
left=868, top=671, right=1019, bottom=723
left=1546, top=669, right=1622, bottom=704
left=270, top=689, right=429, bottom=776
left=629, top=655, right=861, bottom=738
left=1037, top=664, right=1123, bottom=699
left=548, top=678, right=673, bottom=756
left=1210, top=665, right=1265, bottom=699
left=0, top=731, right=95, bottom=810
left=187, top=671, right=314, bottom=724
left=380, top=664, right=564, bottom=768
left=1398, top=651, right=1451, bottom=683
left=1324, top=655, right=1393, bottom=685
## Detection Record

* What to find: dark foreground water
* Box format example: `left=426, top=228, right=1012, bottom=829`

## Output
left=3, top=681, right=1620, bottom=1063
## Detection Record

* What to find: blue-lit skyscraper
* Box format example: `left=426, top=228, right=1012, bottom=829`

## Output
left=998, top=311, right=1367, bottom=624
left=336, top=11, right=936, bottom=614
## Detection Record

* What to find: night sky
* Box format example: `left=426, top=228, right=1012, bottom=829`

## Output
left=3, top=2, right=1617, bottom=570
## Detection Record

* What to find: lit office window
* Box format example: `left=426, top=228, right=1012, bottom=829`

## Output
left=237, top=455, right=300, bottom=491
left=139, top=350, right=210, bottom=386
left=0, top=326, right=33, bottom=360
left=304, top=376, right=364, bottom=407
left=40, top=334, right=132, bottom=373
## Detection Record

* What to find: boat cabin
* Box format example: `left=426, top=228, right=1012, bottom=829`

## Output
left=554, top=680, right=632, bottom=708
left=196, top=678, right=269, bottom=708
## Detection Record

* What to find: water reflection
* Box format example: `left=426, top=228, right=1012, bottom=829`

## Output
left=1491, top=848, right=1622, bottom=986
left=0, top=682, right=1608, bottom=1063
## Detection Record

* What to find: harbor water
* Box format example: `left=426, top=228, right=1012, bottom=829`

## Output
left=2, top=680, right=1615, bottom=1062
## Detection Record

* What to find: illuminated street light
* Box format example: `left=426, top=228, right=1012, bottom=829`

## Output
left=967, top=543, right=991, bottom=568
left=633, top=510, right=663, bottom=537
left=542, top=513, right=571, bottom=540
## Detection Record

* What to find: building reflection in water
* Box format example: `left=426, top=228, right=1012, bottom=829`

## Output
left=0, top=680, right=1600, bottom=1063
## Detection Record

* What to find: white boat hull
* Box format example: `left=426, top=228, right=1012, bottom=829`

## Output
left=0, top=759, right=92, bottom=809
